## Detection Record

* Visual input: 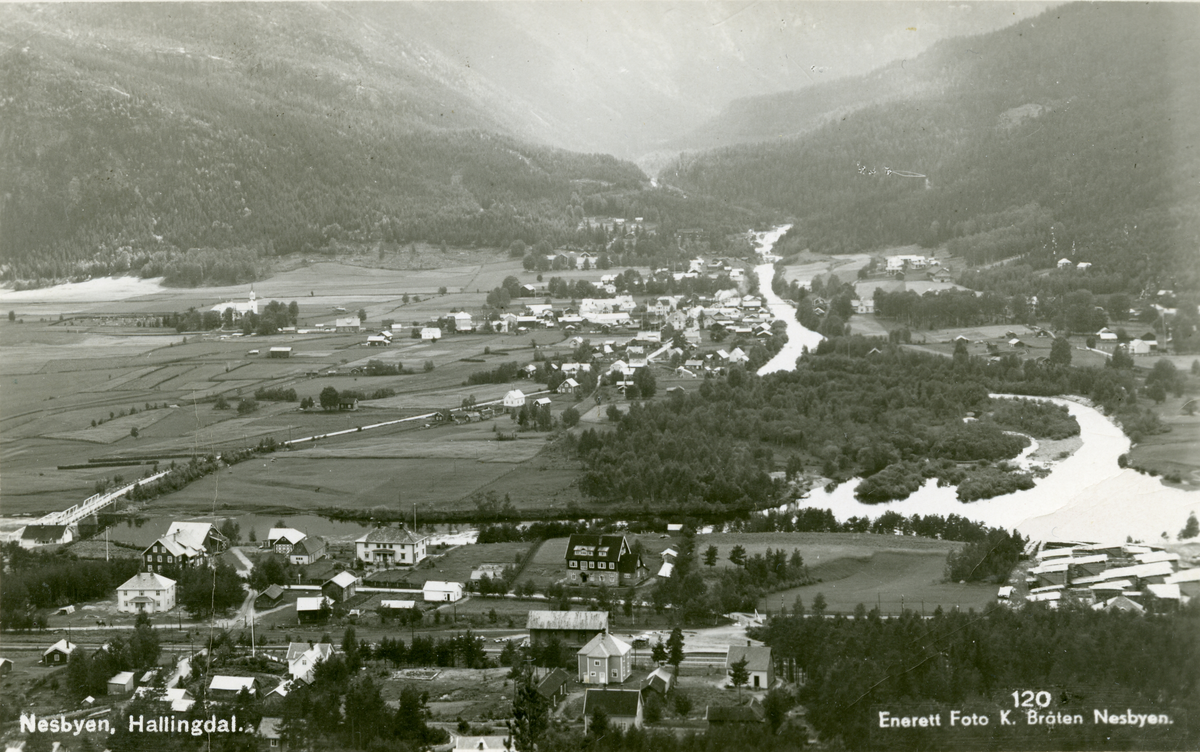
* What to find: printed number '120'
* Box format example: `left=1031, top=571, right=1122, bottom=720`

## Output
left=1012, top=691, right=1051, bottom=708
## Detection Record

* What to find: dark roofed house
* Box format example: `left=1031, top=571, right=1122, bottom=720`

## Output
left=19, top=524, right=74, bottom=549
left=642, top=666, right=675, bottom=696
left=256, top=584, right=286, bottom=609
left=583, top=689, right=643, bottom=733
left=706, top=701, right=765, bottom=728
left=564, top=534, right=647, bottom=587
left=535, top=668, right=571, bottom=706
left=527, top=610, right=609, bottom=648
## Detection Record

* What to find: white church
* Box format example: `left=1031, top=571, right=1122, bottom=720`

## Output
left=210, top=288, right=259, bottom=319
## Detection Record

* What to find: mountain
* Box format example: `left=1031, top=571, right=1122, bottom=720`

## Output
left=0, top=3, right=652, bottom=284
left=661, top=2, right=1200, bottom=293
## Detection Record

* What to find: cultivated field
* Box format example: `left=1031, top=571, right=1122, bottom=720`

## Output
left=696, top=531, right=994, bottom=615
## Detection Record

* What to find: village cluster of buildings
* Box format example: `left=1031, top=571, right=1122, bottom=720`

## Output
left=1012, top=542, right=1200, bottom=612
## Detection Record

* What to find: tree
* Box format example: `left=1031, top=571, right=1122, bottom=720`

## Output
left=1109, top=345, right=1134, bottom=370
left=343, top=625, right=361, bottom=672
left=219, top=518, right=240, bottom=545
left=651, top=639, right=668, bottom=665
left=633, top=367, right=657, bottom=399
left=300, top=396, right=314, bottom=410
left=1049, top=337, right=1072, bottom=367
left=763, top=689, right=794, bottom=733
left=1181, top=512, right=1199, bottom=540
left=812, top=592, right=827, bottom=616
left=561, top=406, right=580, bottom=428
left=666, top=627, right=685, bottom=670
left=728, top=545, right=747, bottom=567
left=728, top=656, right=750, bottom=696
left=129, top=427, right=139, bottom=439
left=704, top=545, right=719, bottom=567
left=7, top=311, right=14, bottom=322
left=507, top=669, right=549, bottom=751
left=357, top=308, right=367, bottom=323
left=320, top=386, right=341, bottom=411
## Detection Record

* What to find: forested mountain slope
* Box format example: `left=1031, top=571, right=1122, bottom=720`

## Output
left=0, top=3, right=650, bottom=285
left=663, top=3, right=1200, bottom=295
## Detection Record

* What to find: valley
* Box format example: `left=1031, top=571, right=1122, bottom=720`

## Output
left=2, top=4, right=1199, bottom=752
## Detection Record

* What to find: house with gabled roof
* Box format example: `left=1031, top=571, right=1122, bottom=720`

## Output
left=726, top=644, right=774, bottom=690
left=355, top=526, right=427, bottom=567
left=286, top=642, right=333, bottom=684
left=288, top=537, right=326, bottom=566
left=18, top=524, right=74, bottom=549
left=43, top=639, right=76, bottom=666
left=583, top=689, right=643, bottom=733
left=117, top=572, right=176, bottom=614
left=322, top=571, right=359, bottom=603
left=143, top=521, right=228, bottom=573
left=564, top=534, right=647, bottom=586
left=268, top=528, right=306, bottom=553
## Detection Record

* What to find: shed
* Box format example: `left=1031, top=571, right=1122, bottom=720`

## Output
left=268, top=347, right=292, bottom=358
left=107, top=671, right=136, bottom=695
left=423, top=580, right=463, bottom=603
left=208, top=675, right=258, bottom=701
left=0, top=657, right=13, bottom=675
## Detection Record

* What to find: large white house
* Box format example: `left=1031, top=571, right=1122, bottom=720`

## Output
left=210, top=288, right=258, bottom=319
left=286, top=642, right=333, bottom=684
left=117, top=572, right=176, bottom=614
left=423, top=581, right=464, bottom=603
left=355, top=526, right=427, bottom=567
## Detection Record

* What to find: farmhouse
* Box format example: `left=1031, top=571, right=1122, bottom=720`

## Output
left=42, top=640, right=76, bottom=665
left=18, top=524, right=74, bottom=549
left=288, top=536, right=326, bottom=566
left=355, top=526, right=427, bottom=567
left=564, top=534, right=647, bottom=586
left=268, top=528, right=306, bottom=553
left=453, top=311, right=475, bottom=332
left=322, top=571, right=360, bottom=603
left=503, top=389, right=526, bottom=411
left=527, top=610, right=609, bottom=648
left=577, top=632, right=633, bottom=685
left=726, top=645, right=774, bottom=690
left=143, top=521, right=228, bottom=573
left=335, top=317, right=363, bottom=332
left=423, top=581, right=464, bottom=603
left=421, top=327, right=442, bottom=341
left=583, top=689, right=643, bottom=733
left=116, top=572, right=176, bottom=614
left=208, top=675, right=258, bottom=701
left=286, top=642, right=333, bottom=684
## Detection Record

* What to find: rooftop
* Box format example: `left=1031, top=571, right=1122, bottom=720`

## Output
left=578, top=632, right=632, bottom=659
left=356, top=526, right=426, bottom=545
left=726, top=645, right=772, bottom=672
left=583, top=688, right=642, bottom=718
left=526, top=610, right=609, bottom=632
left=118, top=572, right=176, bottom=591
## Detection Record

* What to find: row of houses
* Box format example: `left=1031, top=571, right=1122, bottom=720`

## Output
left=1017, top=542, right=1199, bottom=610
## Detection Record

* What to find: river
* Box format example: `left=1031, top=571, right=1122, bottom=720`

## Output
left=751, top=225, right=1198, bottom=544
